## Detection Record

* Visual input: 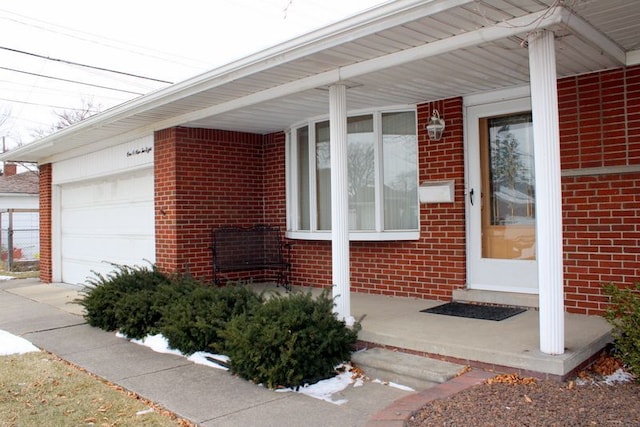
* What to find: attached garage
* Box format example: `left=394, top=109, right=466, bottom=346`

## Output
left=51, top=135, right=155, bottom=285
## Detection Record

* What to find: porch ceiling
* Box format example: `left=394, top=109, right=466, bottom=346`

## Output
left=3, top=0, right=639, bottom=163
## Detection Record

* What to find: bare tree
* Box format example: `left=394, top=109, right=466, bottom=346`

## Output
left=31, top=97, right=102, bottom=139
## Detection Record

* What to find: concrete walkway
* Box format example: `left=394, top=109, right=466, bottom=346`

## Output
left=0, top=278, right=488, bottom=427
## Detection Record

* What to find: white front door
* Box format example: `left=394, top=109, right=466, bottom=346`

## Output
left=466, top=98, right=538, bottom=294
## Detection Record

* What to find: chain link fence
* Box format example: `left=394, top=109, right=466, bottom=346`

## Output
left=0, top=209, right=39, bottom=272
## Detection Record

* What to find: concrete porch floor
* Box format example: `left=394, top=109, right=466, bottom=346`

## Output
left=260, top=284, right=612, bottom=380
left=351, top=291, right=612, bottom=379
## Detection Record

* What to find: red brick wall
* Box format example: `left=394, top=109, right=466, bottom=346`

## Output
left=154, top=127, right=264, bottom=282
left=149, top=66, right=638, bottom=315
left=559, top=65, right=640, bottom=314
left=38, top=163, right=52, bottom=283
left=273, top=98, right=467, bottom=300
left=563, top=173, right=640, bottom=314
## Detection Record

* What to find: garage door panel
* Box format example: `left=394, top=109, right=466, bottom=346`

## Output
left=60, top=169, right=155, bottom=285
left=61, top=202, right=154, bottom=235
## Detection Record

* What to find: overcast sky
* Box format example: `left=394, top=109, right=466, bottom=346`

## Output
left=0, top=0, right=387, bottom=149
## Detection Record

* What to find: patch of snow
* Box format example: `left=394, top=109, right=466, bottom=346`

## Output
left=187, top=352, right=229, bottom=370
left=372, top=378, right=415, bottom=392
left=128, top=334, right=182, bottom=356
left=294, top=366, right=354, bottom=405
left=0, top=275, right=14, bottom=281
left=0, top=329, right=39, bottom=355
left=604, top=368, right=635, bottom=385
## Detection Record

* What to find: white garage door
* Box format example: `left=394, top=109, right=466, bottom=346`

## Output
left=60, top=168, right=155, bottom=285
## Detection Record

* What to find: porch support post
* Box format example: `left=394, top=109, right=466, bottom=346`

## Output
left=329, top=84, right=353, bottom=325
left=528, top=30, right=564, bottom=355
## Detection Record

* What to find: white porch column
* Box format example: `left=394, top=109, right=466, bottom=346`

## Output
left=329, top=84, right=353, bottom=325
left=528, top=30, right=564, bottom=355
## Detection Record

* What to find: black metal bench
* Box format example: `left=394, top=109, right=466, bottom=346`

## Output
left=212, top=225, right=291, bottom=291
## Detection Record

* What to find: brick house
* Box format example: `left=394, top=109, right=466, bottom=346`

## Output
left=2, top=0, right=638, bottom=362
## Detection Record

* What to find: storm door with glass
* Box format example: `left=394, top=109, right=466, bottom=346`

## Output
left=466, top=99, right=538, bottom=293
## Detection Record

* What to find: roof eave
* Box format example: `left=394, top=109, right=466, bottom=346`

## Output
left=0, top=0, right=471, bottom=164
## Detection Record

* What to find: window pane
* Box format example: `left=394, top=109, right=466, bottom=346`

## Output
left=348, top=115, right=375, bottom=230
left=382, top=112, right=418, bottom=230
left=482, top=113, right=535, bottom=260
left=316, top=121, right=331, bottom=230
left=297, top=126, right=310, bottom=230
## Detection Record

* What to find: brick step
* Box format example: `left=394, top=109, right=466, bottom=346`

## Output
left=351, top=347, right=465, bottom=391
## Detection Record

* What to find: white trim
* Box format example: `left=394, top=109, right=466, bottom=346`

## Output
left=628, top=49, right=640, bottom=66
left=309, top=124, right=319, bottom=232
left=286, top=231, right=420, bottom=241
left=463, top=86, right=531, bottom=108
left=285, top=131, right=292, bottom=232
left=286, top=107, right=419, bottom=237
left=51, top=185, right=62, bottom=283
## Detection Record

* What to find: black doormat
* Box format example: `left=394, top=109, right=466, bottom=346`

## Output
left=420, top=302, right=526, bottom=321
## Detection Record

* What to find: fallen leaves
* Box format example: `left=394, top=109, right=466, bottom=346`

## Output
left=486, top=373, right=538, bottom=385
left=591, top=353, right=623, bottom=376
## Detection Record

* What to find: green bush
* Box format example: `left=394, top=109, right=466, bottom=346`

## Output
left=114, top=278, right=197, bottom=339
left=218, top=290, right=359, bottom=389
left=160, top=284, right=264, bottom=355
left=603, top=282, right=640, bottom=380
left=75, top=264, right=172, bottom=332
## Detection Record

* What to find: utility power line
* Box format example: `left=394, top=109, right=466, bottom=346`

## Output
left=0, top=45, right=173, bottom=84
left=0, top=96, right=101, bottom=112
left=0, top=66, right=144, bottom=96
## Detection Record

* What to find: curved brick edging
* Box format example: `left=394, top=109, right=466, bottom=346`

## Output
left=365, top=368, right=495, bottom=427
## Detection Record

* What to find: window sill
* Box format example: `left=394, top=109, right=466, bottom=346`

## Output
left=285, top=230, right=420, bottom=241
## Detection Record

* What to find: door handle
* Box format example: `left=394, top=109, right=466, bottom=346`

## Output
left=469, top=188, right=474, bottom=206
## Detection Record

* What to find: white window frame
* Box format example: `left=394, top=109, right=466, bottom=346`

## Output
left=286, top=106, right=420, bottom=241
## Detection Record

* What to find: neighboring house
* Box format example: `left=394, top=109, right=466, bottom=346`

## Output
left=1, top=0, right=638, bottom=369
left=0, top=163, right=39, bottom=262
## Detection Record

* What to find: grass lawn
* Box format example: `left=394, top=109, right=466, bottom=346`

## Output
left=0, top=351, right=192, bottom=426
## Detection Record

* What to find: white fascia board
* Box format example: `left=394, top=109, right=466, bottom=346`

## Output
left=0, top=0, right=472, bottom=164
left=159, top=7, right=565, bottom=129
left=559, top=7, right=626, bottom=66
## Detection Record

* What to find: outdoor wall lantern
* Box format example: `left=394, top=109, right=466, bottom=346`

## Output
left=425, top=109, right=445, bottom=141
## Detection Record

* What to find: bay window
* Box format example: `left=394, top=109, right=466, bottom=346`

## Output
left=287, top=109, right=419, bottom=240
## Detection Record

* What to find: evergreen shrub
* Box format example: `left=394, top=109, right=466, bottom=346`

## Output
left=218, top=290, right=359, bottom=389
left=160, top=283, right=264, bottom=355
left=603, top=283, right=640, bottom=380
left=114, top=276, right=198, bottom=339
left=76, top=264, right=171, bottom=332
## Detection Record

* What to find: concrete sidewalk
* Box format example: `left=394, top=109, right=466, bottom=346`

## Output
left=0, top=278, right=419, bottom=427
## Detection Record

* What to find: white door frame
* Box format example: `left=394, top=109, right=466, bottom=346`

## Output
left=464, top=94, right=538, bottom=294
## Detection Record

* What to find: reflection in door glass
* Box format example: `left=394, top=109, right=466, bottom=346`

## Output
left=488, top=113, right=535, bottom=226
left=482, top=113, right=536, bottom=260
